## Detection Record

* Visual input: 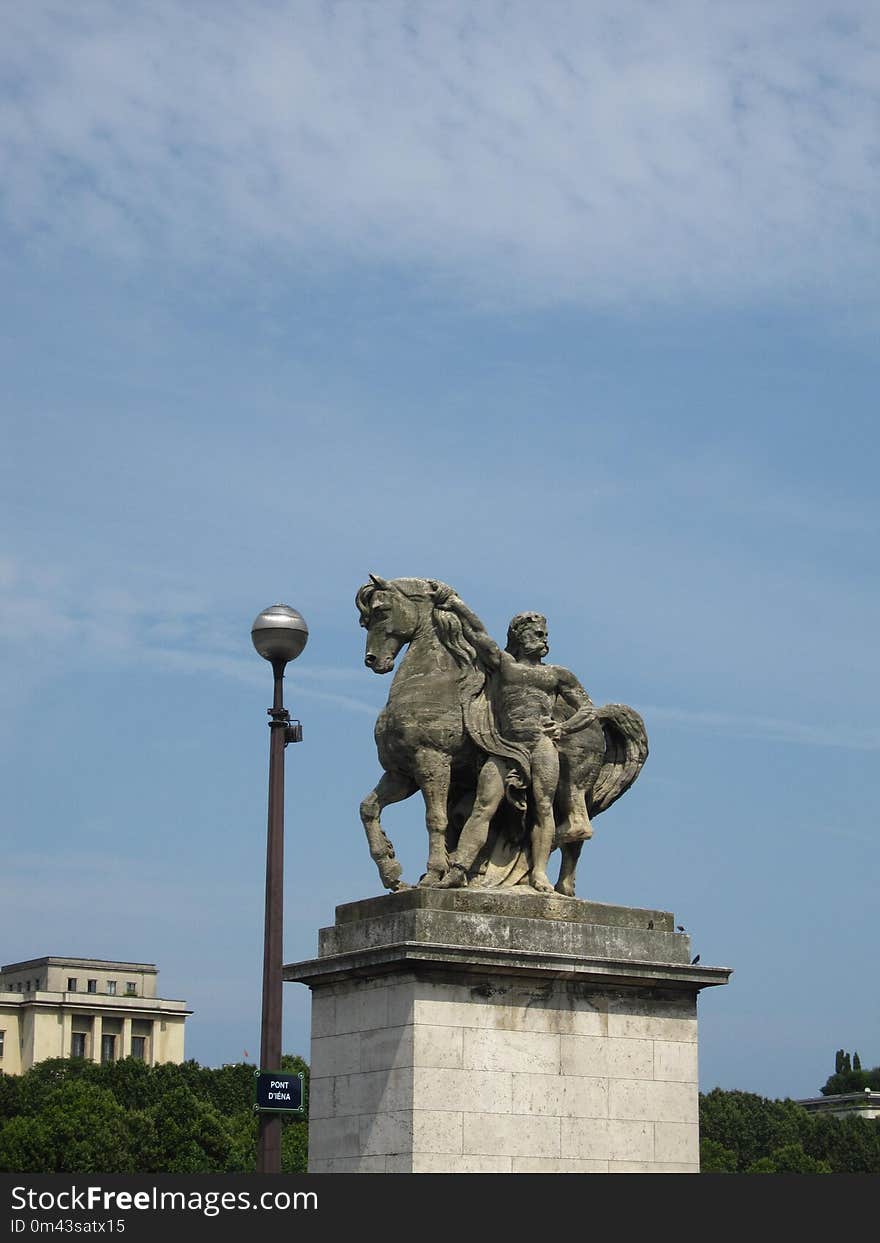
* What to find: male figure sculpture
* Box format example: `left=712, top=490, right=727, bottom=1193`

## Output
left=436, top=600, right=597, bottom=893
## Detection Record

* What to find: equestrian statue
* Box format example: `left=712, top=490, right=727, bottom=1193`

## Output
left=356, top=574, right=648, bottom=898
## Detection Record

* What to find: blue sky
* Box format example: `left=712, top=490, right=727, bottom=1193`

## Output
left=2, top=1, right=878, bottom=1100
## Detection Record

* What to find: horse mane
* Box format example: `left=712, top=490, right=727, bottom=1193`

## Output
left=355, top=576, right=481, bottom=670
left=354, top=581, right=375, bottom=627
left=432, top=605, right=479, bottom=669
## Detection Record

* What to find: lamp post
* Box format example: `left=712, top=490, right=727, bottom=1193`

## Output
left=251, top=603, right=308, bottom=1175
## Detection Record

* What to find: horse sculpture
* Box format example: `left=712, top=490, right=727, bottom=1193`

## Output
left=356, top=574, right=648, bottom=896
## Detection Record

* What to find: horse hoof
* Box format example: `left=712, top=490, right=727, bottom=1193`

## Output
left=434, top=865, right=468, bottom=890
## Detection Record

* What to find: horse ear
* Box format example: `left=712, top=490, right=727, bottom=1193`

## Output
left=369, top=572, right=390, bottom=590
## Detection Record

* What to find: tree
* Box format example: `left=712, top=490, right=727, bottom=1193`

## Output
left=820, top=1049, right=880, bottom=1097
left=0, top=1080, right=150, bottom=1174
left=0, top=1073, right=21, bottom=1121
left=699, top=1089, right=806, bottom=1171
left=699, top=1137, right=738, bottom=1172
left=143, top=1084, right=250, bottom=1174
left=745, top=1144, right=831, bottom=1174
left=0, top=1053, right=310, bottom=1174
left=700, top=1087, right=880, bottom=1174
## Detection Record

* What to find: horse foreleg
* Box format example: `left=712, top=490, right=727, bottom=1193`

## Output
left=413, top=750, right=452, bottom=886
left=360, top=770, right=418, bottom=892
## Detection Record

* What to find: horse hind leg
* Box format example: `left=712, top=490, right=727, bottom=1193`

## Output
left=554, top=768, right=594, bottom=845
left=360, top=770, right=418, bottom=892
left=553, top=782, right=592, bottom=899
left=555, top=840, right=583, bottom=898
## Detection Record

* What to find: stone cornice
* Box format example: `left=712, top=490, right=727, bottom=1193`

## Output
left=286, top=939, right=732, bottom=992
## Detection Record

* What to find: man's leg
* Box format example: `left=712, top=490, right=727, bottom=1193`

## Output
left=529, top=736, right=560, bottom=894
left=436, top=757, right=505, bottom=887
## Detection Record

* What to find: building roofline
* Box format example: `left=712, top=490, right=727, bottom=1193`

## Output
left=796, top=1091, right=880, bottom=1107
left=1, top=957, right=158, bottom=974
left=0, top=994, right=192, bottom=1015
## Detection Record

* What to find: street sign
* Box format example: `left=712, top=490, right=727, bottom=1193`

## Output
left=254, top=1069, right=305, bottom=1113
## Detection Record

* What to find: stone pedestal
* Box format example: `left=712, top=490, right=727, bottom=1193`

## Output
left=284, top=889, right=730, bottom=1173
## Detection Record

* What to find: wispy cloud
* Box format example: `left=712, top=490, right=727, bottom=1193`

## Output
left=149, top=649, right=377, bottom=715
left=0, top=557, right=377, bottom=715
left=644, top=703, right=880, bottom=752
left=2, top=2, right=879, bottom=308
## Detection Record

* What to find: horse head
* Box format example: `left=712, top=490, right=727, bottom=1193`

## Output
left=356, top=574, right=483, bottom=676
left=356, top=574, right=427, bottom=674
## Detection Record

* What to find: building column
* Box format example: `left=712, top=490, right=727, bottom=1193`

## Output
left=122, top=1017, right=132, bottom=1059
left=92, top=1015, right=103, bottom=1064
left=61, top=1011, right=73, bottom=1059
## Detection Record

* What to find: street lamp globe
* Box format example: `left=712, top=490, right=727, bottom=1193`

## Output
left=251, top=604, right=309, bottom=665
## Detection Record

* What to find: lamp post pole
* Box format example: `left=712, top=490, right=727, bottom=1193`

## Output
left=251, top=604, right=308, bottom=1176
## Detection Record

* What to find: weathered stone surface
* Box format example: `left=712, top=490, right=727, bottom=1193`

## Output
left=289, top=887, right=731, bottom=995
left=609, top=1078, right=697, bottom=1123
left=356, top=575, right=648, bottom=896
left=412, top=1152, right=513, bottom=1173
left=336, top=886, right=674, bottom=931
left=561, top=1116, right=654, bottom=1162
left=360, top=1024, right=415, bottom=1073
left=653, top=1039, right=700, bottom=1081
left=321, top=888, right=683, bottom=969
left=413, top=1065, right=512, bottom=1114
left=290, top=895, right=730, bottom=1174
left=463, top=1111, right=562, bottom=1159
left=313, top=885, right=689, bottom=969
left=654, top=1120, right=700, bottom=1163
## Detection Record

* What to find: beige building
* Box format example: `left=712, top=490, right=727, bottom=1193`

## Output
left=795, top=1090, right=880, bottom=1121
left=0, top=957, right=190, bottom=1075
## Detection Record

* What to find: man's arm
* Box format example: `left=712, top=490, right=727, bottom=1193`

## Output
left=554, top=669, right=596, bottom=736
left=435, top=588, right=503, bottom=670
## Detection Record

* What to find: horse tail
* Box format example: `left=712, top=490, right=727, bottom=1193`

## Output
left=587, top=704, right=649, bottom=817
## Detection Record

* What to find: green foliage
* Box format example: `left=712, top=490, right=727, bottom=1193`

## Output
left=699, top=1089, right=808, bottom=1170
left=0, top=1054, right=309, bottom=1174
left=0, top=1073, right=21, bottom=1120
left=278, top=1054, right=310, bottom=1174
left=281, top=1119, right=309, bottom=1173
left=821, top=1048, right=880, bottom=1097
left=744, top=1143, right=831, bottom=1174
left=0, top=1080, right=147, bottom=1174
left=699, top=1137, right=738, bottom=1172
left=803, top=1114, right=880, bottom=1174
left=700, top=1088, right=880, bottom=1174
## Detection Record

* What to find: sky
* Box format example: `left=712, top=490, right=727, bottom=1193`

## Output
left=1, top=0, right=878, bottom=1102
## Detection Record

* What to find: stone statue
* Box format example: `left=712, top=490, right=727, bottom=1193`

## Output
left=356, top=575, right=648, bottom=898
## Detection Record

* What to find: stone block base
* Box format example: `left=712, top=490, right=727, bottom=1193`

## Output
left=285, top=889, right=730, bottom=1173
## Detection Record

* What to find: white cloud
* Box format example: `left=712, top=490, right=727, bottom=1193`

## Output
left=2, top=1, right=879, bottom=308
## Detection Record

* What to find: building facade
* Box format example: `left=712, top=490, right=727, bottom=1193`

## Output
left=0, top=957, right=190, bottom=1075
left=795, top=1091, right=880, bottom=1121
